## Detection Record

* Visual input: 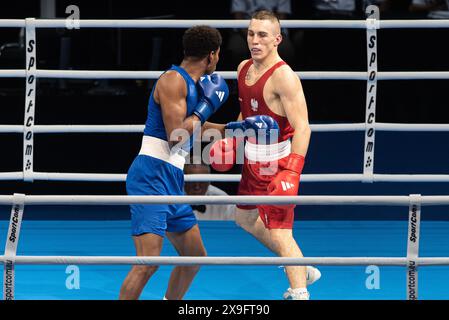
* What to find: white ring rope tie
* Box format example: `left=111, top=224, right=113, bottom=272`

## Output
left=2, top=193, right=25, bottom=300
left=362, top=6, right=379, bottom=183
left=406, top=194, right=421, bottom=300
left=23, top=18, right=36, bottom=182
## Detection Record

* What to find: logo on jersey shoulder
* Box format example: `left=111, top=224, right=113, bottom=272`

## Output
left=251, top=98, right=258, bottom=111
left=216, top=91, right=225, bottom=102
left=281, top=181, right=295, bottom=191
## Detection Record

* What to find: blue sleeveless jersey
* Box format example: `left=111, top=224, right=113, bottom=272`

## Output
left=143, top=65, right=199, bottom=144
left=128, top=65, right=199, bottom=236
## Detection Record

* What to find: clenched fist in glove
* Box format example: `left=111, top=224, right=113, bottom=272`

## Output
left=267, top=153, right=305, bottom=209
left=225, top=115, right=279, bottom=144
left=194, top=73, right=229, bottom=124
left=209, top=137, right=242, bottom=172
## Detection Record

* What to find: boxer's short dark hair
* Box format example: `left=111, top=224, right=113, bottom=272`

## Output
left=183, top=25, right=222, bottom=59
left=251, top=10, right=281, bottom=24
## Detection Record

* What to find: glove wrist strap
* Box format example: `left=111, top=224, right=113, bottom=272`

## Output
left=285, top=153, right=305, bottom=175
left=193, top=100, right=212, bottom=124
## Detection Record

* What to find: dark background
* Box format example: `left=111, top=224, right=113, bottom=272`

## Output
left=0, top=1, right=448, bottom=220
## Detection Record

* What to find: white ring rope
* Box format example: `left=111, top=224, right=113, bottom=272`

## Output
left=3, top=173, right=449, bottom=183
left=0, top=194, right=449, bottom=206
left=1, top=17, right=448, bottom=301
left=1, top=70, right=449, bottom=80
left=3, top=123, right=449, bottom=133
left=2, top=192, right=448, bottom=299
left=0, top=18, right=448, bottom=182
left=1, top=255, right=449, bottom=266
left=1, top=19, right=449, bottom=29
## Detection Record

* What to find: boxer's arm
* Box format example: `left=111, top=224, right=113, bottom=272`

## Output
left=203, top=121, right=225, bottom=136
left=274, top=66, right=311, bottom=157
left=267, top=68, right=309, bottom=202
left=203, top=112, right=243, bottom=135
left=157, top=72, right=201, bottom=148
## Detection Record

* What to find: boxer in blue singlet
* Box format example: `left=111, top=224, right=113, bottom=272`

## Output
left=119, top=25, right=229, bottom=300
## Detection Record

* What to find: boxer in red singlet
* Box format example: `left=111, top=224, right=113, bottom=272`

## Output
left=211, top=10, right=318, bottom=300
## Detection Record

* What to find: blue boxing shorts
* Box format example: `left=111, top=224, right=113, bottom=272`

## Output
left=126, top=136, right=197, bottom=237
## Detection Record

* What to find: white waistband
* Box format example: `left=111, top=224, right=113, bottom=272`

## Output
left=245, top=139, right=291, bottom=162
left=139, top=136, right=187, bottom=170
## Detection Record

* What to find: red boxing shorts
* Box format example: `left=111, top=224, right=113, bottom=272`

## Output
left=237, top=139, right=295, bottom=229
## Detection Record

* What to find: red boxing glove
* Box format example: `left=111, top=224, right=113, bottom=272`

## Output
left=267, top=153, right=305, bottom=209
left=209, top=137, right=238, bottom=172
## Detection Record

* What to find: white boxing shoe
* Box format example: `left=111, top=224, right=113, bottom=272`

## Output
left=280, top=265, right=322, bottom=285
left=306, top=266, right=321, bottom=285
left=281, top=266, right=321, bottom=300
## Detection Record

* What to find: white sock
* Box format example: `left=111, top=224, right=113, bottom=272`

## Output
left=283, top=287, right=310, bottom=300
left=291, top=287, right=308, bottom=296
left=293, top=288, right=309, bottom=300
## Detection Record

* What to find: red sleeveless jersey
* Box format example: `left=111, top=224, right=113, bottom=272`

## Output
left=237, top=59, right=294, bottom=141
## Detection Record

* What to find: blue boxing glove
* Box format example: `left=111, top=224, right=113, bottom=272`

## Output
left=226, top=115, right=280, bottom=144
left=194, top=73, right=229, bottom=124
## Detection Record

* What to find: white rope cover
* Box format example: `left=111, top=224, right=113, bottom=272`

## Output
left=1, top=70, right=449, bottom=80
left=2, top=123, right=449, bottom=133
left=1, top=19, right=449, bottom=29
left=0, top=194, right=449, bottom=206
left=2, top=172, right=449, bottom=183
left=1, top=255, right=449, bottom=266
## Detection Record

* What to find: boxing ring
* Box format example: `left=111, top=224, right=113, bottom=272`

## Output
left=1, top=12, right=449, bottom=300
